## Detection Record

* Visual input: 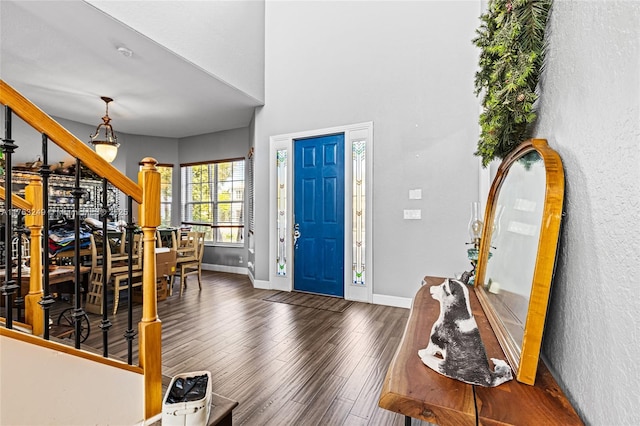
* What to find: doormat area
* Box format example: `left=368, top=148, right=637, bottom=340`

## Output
left=262, top=291, right=353, bottom=313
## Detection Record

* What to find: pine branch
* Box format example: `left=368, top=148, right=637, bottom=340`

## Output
left=472, top=0, right=552, bottom=166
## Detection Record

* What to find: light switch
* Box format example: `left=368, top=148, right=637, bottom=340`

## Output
left=403, top=209, right=422, bottom=220
left=409, top=189, right=422, bottom=200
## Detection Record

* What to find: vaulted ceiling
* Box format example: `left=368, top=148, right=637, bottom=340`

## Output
left=0, top=0, right=265, bottom=139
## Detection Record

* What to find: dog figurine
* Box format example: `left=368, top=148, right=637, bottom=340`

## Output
left=418, top=278, right=513, bottom=387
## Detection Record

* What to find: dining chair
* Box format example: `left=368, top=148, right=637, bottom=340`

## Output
left=85, top=233, right=143, bottom=316
left=172, top=231, right=205, bottom=297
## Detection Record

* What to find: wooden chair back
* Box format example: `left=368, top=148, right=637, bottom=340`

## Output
left=89, top=233, right=112, bottom=278
left=176, top=231, right=206, bottom=296
left=195, top=232, right=205, bottom=262
left=111, top=233, right=143, bottom=273
left=156, top=228, right=179, bottom=250
left=176, top=231, right=200, bottom=261
left=85, top=233, right=112, bottom=315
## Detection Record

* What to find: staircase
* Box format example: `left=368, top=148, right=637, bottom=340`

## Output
left=0, top=79, right=163, bottom=424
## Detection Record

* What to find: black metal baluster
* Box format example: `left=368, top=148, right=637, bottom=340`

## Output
left=39, top=133, right=55, bottom=339
left=14, top=211, right=26, bottom=322
left=71, top=158, right=86, bottom=349
left=2, top=106, right=19, bottom=329
left=124, top=196, right=136, bottom=364
left=99, top=178, right=112, bottom=357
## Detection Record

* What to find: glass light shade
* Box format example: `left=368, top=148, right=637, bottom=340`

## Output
left=94, top=143, right=118, bottom=163
left=90, top=96, right=119, bottom=163
left=468, top=201, right=484, bottom=245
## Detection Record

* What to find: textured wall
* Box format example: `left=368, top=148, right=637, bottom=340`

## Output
left=534, top=1, right=640, bottom=424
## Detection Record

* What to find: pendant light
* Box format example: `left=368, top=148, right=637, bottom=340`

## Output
left=89, top=96, right=119, bottom=163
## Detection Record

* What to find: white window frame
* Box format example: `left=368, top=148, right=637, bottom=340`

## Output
left=158, top=164, right=173, bottom=227
left=181, top=159, right=245, bottom=246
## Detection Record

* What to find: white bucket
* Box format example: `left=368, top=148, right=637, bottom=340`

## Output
left=162, top=371, right=212, bottom=426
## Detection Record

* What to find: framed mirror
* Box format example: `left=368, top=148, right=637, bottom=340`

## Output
left=474, top=139, right=564, bottom=385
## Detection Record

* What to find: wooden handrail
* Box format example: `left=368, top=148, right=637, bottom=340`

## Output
left=0, top=187, right=32, bottom=211
left=2, top=80, right=162, bottom=421
left=0, top=80, right=142, bottom=203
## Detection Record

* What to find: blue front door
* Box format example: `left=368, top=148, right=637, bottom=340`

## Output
left=293, top=134, right=345, bottom=297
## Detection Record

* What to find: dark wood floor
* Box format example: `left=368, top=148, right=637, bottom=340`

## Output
left=51, top=271, right=432, bottom=425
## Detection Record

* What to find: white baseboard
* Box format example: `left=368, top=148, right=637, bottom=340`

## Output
left=202, top=268, right=413, bottom=307
left=252, top=279, right=272, bottom=290
left=201, top=263, right=248, bottom=275
left=143, top=414, right=161, bottom=425
left=372, top=294, right=413, bottom=309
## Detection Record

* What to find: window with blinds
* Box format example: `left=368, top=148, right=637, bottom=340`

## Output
left=181, top=158, right=245, bottom=244
left=158, top=165, right=173, bottom=227
left=248, top=149, right=255, bottom=233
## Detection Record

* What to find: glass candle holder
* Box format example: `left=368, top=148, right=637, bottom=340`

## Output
left=468, top=201, right=483, bottom=248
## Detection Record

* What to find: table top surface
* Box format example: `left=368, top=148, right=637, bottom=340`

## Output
left=378, top=276, right=583, bottom=426
left=1, top=265, right=90, bottom=279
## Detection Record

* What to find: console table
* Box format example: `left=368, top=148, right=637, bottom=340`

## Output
left=378, top=276, right=583, bottom=425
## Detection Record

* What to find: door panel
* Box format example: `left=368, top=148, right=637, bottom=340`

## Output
left=294, top=134, right=345, bottom=297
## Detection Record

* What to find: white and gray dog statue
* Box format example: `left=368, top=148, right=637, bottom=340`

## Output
left=418, top=278, right=513, bottom=387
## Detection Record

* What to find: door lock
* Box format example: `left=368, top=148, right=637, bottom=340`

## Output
left=293, top=223, right=301, bottom=248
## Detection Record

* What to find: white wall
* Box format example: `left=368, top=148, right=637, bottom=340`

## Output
left=178, top=127, right=250, bottom=166
left=0, top=114, right=85, bottom=166
left=88, top=0, right=266, bottom=103
left=0, top=332, right=145, bottom=425
left=120, top=131, right=180, bottom=224
left=253, top=1, right=482, bottom=299
left=534, top=1, right=640, bottom=424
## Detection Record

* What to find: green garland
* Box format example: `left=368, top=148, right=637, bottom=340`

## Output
left=473, top=0, right=552, bottom=166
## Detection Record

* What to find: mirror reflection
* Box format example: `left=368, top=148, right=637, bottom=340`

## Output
left=475, top=139, right=564, bottom=385
left=483, top=151, right=545, bottom=349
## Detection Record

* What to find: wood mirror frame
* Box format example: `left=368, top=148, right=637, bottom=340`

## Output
left=474, top=138, right=564, bottom=385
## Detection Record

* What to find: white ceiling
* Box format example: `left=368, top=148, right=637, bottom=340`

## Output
left=0, top=0, right=263, bottom=139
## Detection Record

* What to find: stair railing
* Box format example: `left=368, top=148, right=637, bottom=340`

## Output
left=0, top=79, right=163, bottom=419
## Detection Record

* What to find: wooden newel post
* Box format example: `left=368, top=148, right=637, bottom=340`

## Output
left=24, top=174, right=44, bottom=336
left=138, top=157, right=163, bottom=419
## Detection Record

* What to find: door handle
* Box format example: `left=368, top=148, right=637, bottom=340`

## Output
left=293, top=223, right=301, bottom=248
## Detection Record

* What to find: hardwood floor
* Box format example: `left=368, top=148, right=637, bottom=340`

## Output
left=53, top=271, right=432, bottom=425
